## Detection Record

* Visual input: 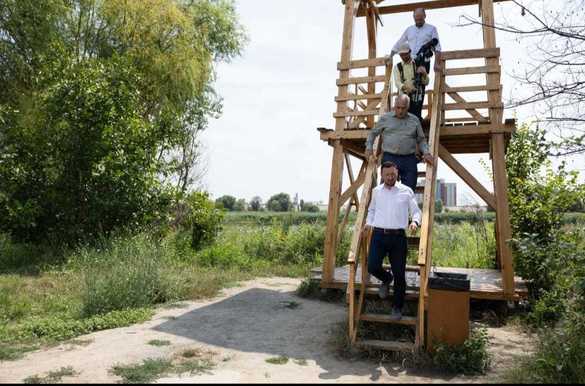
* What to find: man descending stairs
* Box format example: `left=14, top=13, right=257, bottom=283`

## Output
left=347, top=60, right=444, bottom=353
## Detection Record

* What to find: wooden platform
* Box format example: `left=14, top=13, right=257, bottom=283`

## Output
left=311, top=265, right=528, bottom=301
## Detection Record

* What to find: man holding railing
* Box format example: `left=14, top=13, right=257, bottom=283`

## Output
left=364, top=161, right=422, bottom=321
left=365, top=95, right=433, bottom=193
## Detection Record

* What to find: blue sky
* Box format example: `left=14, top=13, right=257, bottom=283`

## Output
left=199, top=0, right=583, bottom=205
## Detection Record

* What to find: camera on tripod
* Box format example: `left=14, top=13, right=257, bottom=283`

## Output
left=412, top=38, right=439, bottom=103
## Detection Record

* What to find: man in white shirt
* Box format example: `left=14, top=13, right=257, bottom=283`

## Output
left=364, top=161, right=422, bottom=320
left=390, top=8, right=442, bottom=73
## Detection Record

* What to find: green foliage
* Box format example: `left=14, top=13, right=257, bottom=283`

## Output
left=78, top=234, right=190, bottom=317
left=265, top=356, right=289, bottom=365
left=173, top=191, right=224, bottom=250
left=266, top=193, right=292, bottom=212
left=0, top=308, right=152, bottom=343
left=234, top=198, right=247, bottom=212
left=215, top=195, right=237, bottom=211
left=430, top=328, right=491, bottom=375
left=0, top=0, right=246, bottom=245
left=507, top=125, right=584, bottom=242
left=300, top=201, right=320, bottom=213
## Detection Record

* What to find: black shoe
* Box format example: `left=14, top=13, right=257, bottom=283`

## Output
left=378, top=275, right=393, bottom=300
left=390, top=307, right=402, bottom=321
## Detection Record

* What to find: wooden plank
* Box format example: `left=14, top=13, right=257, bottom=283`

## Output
left=443, top=84, right=500, bottom=93
left=492, top=134, right=515, bottom=297
left=333, top=110, right=379, bottom=118
left=358, top=340, right=414, bottom=352
left=444, top=117, right=489, bottom=123
left=440, top=48, right=500, bottom=60
left=335, top=94, right=382, bottom=102
left=357, top=0, right=512, bottom=16
left=337, top=75, right=386, bottom=86
left=440, top=123, right=513, bottom=136
left=337, top=57, right=386, bottom=70
left=340, top=162, right=366, bottom=206
left=444, top=84, right=489, bottom=122
left=366, top=7, right=378, bottom=128
left=444, top=101, right=501, bottom=110
left=438, top=144, right=497, bottom=209
left=360, top=313, right=417, bottom=326
left=444, top=65, right=500, bottom=76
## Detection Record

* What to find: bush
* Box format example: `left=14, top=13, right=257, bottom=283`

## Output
left=430, top=328, right=491, bottom=375
left=77, top=234, right=187, bottom=317
left=173, top=191, right=224, bottom=250
left=266, top=193, right=292, bottom=212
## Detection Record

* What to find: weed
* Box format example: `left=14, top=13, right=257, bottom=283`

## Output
left=0, top=343, right=38, bottom=361
left=429, top=327, right=491, bottom=375
left=111, top=358, right=174, bottom=384
left=265, top=356, right=289, bottom=365
left=294, top=358, right=308, bottom=366
left=148, top=339, right=171, bottom=347
left=23, top=366, right=77, bottom=384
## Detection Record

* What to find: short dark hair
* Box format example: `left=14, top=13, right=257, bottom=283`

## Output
left=381, top=161, right=399, bottom=172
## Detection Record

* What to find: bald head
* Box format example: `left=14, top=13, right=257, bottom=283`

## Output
left=414, top=8, right=426, bottom=27
left=394, top=95, right=410, bottom=118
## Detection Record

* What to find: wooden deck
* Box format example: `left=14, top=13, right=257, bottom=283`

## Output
left=311, top=265, right=528, bottom=301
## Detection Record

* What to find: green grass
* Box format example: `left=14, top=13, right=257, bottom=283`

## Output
left=265, top=356, right=289, bottom=365
left=23, top=366, right=77, bottom=384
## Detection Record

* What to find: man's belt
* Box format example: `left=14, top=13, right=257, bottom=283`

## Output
left=373, top=227, right=405, bottom=235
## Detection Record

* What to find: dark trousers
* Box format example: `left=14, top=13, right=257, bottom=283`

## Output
left=408, top=60, right=430, bottom=122
left=382, top=152, right=418, bottom=192
left=367, top=230, right=408, bottom=309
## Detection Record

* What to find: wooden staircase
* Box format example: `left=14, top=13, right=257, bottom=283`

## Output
left=346, top=56, right=444, bottom=352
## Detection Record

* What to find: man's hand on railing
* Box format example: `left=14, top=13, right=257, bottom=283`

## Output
left=409, top=222, right=418, bottom=235
left=422, top=153, right=435, bottom=166
left=363, top=224, right=372, bottom=234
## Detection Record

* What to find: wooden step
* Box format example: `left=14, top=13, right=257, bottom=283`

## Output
left=415, top=186, right=424, bottom=194
left=358, top=339, right=414, bottom=352
left=360, top=313, right=417, bottom=326
left=417, top=171, right=426, bottom=178
left=407, top=236, right=420, bottom=249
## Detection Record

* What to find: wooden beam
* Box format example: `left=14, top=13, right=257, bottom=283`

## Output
left=440, top=123, right=513, bottom=136
left=335, top=94, right=382, bottom=102
left=337, top=57, right=386, bottom=70
left=357, top=0, right=512, bottom=16
left=439, top=48, right=500, bottom=60
left=323, top=142, right=345, bottom=284
left=444, top=65, right=501, bottom=76
left=444, top=101, right=502, bottom=110
left=445, top=84, right=488, bottom=122
left=443, top=84, right=500, bottom=93
left=337, top=75, right=386, bottom=86
left=438, top=144, right=496, bottom=209
left=340, top=164, right=367, bottom=206
left=491, top=133, right=515, bottom=297
left=366, top=6, right=378, bottom=128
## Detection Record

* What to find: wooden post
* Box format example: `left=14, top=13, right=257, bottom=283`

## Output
left=482, top=0, right=513, bottom=295
left=366, top=4, right=377, bottom=128
left=322, top=0, right=359, bottom=284
left=492, top=134, right=515, bottom=297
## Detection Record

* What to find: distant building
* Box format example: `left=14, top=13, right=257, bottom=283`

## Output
left=435, top=179, right=457, bottom=207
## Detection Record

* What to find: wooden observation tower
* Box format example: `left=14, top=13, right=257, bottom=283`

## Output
left=314, top=0, right=528, bottom=351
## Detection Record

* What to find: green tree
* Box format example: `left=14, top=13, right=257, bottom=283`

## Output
left=0, top=0, right=246, bottom=244
left=300, top=201, right=320, bottom=212
left=249, top=196, right=262, bottom=211
left=266, top=193, right=292, bottom=212
left=215, top=195, right=236, bottom=211
left=234, top=198, right=247, bottom=212
left=435, top=200, right=444, bottom=214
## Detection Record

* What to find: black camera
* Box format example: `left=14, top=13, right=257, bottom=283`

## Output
left=411, top=38, right=439, bottom=103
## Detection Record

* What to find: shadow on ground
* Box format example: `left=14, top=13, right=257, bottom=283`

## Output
left=153, top=286, right=461, bottom=382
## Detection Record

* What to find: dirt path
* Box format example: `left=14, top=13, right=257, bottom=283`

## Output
left=0, top=277, right=534, bottom=383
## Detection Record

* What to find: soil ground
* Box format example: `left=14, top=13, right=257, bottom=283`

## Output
left=0, top=277, right=534, bottom=383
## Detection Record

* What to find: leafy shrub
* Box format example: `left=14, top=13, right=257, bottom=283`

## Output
left=430, top=328, right=491, bottom=375
left=173, top=191, right=224, bottom=250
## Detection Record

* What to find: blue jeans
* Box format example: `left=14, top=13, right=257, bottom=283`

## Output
left=382, top=152, right=418, bottom=192
left=367, top=230, right=408, bottom=309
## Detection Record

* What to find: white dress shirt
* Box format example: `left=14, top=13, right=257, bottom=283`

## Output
left=392, top=23, right=442, bottom=56
left=366, top=182, right=422, bottom=230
